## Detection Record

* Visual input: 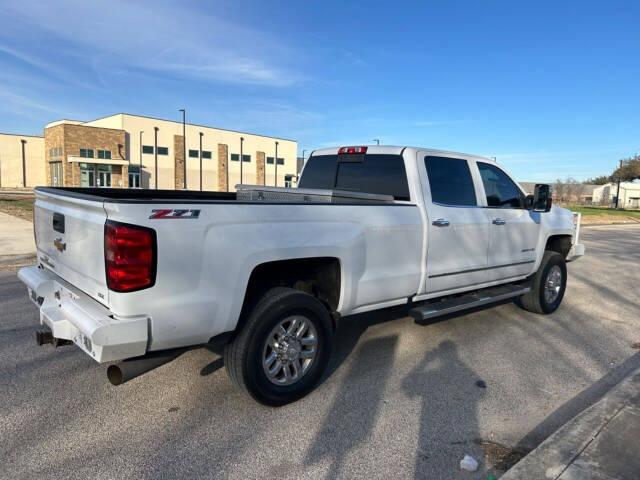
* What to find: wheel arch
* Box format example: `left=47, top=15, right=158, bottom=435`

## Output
left=238, top=257, right=342, bottom=333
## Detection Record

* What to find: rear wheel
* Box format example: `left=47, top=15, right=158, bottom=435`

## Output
left=517, top=250, right=567, bottom=314
left=224, top=287, right=333, bottom=406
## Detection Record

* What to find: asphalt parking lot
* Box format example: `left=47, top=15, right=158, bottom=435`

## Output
left=1, top=224, right=639, bottom=480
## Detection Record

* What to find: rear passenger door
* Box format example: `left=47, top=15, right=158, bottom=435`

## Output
left=475, top=162, right=540, bottom=281
left=419, top=154, right=491, bottom=294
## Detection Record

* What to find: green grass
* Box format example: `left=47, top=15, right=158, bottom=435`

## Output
left=566, top=205, right=640, bottom=217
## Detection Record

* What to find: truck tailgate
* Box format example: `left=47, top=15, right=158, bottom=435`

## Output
left=34, top=190, right=109, bottom=306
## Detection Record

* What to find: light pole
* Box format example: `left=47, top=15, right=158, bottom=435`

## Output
left=274, top=141, right=279, bottom=187
left=21, top=139, right=27, bottom=187
left=199, top=132, right=203, bottom=191
left=240, top=137, right=244, bottom=186
left=154, top=127, right=159, bottom=190
left=139, top=130, right=143, bottom=188
left=179, top=108, right=186, bottom=189
left=372, top=139, right=380, bottom=145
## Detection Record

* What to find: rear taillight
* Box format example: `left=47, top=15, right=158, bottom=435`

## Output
left=338, top=146, right=368, bottom=154
left=105, top=221, right=156, bottom=292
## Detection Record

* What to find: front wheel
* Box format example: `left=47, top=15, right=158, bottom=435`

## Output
left=224, top=287, right=333, bottom=406
left=517, top=251, right=567, bottom=314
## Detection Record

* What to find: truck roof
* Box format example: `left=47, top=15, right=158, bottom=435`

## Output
left=311, top=145, right=494, bottom=163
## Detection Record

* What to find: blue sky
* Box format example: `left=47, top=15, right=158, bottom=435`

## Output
left=0, top=0, right=638, bottom=182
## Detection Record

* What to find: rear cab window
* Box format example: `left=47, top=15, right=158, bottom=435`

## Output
left=424, top=156, right=477, bottom=206
left=298, top=153, right=410, bottom=201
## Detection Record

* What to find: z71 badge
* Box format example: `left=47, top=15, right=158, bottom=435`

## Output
left=149, top=209, right=201, bottom=219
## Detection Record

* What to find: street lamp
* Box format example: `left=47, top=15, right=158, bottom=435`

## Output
left=21, top=139, right=27, bottom=187
left=199, top=132, right=203, bottom=191
left=240, top=137, right=244, bottom=186
left=372, top=139, right=380, bottom=145
left=154, top=127, right=159, bottom=190
left=179, top=108, right=186, bottom=189
left=139, top=131, right=143, bottom=188
left=274, top=141, right=279, bottom=187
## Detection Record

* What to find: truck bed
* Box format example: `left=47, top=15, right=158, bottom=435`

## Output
left=34, top=186, right=396, bottom=204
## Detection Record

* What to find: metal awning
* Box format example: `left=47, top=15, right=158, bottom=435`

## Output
left=67, top=155, right=128, bottom=165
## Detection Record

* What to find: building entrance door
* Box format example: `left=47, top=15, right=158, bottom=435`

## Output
left=80, top=163, right=95, bottom=187
left=49, top=162, right=63, bottom=186
left=97, top=165, right=112, bottom=187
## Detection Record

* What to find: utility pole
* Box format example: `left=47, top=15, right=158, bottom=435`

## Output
left=274, top=141, right=279, bottom=187
left=199, top=132, right=203, bottom=191
left=615, top=159, right=623, bottom=208
left=21, top=139, right=27, bottom=187
left=179, top=109, right=186, bottom=189
left=154, top=127, right=159, bottom=190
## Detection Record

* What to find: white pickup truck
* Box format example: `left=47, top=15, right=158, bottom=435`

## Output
left=19, top=145, right=584, bottom=405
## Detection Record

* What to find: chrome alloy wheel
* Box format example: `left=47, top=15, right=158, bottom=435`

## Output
left=262, top=315, right=318, bottom=386
left=544, top=264, right=562, bottom=304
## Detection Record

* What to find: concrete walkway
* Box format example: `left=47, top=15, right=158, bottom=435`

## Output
left=502, top=364, right=640, bottom=479
left=0, top=212, right=36, bottom=257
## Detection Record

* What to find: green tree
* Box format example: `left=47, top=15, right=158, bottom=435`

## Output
left=612, top=154, right=640, bottom=181
left=584, top=175, right=611, bottom=185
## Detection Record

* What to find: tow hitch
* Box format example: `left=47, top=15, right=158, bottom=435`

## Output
left=35, top=329, right=73, bottom=347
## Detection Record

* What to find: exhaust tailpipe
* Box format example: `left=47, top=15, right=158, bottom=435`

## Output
left=107, top=348, right=187, bottom=386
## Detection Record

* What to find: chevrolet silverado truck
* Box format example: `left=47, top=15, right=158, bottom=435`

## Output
left=19, top=145, right=584, bottom=405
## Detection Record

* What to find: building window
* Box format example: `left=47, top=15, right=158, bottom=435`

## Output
left=97, top=150, right=111, bottom=159
left=142, top=145, right=154, bottom=154
left=157, top=147, right=169, bottom=155
left=189, top=149, right=199, bottom=158
left=128, top=165, right=141, bottom=188
left=267, top=157, right=274, bottom=164
left=202, top=151, right=212, bottom=159
left=56, top=147, right=62, bottom=156
left=277, top=157, right=284, bottom=165
left=80, top=148, right=94, bottom=158
left=242, top=154, right=251, bottom=162
left=230, top=153, right=240, bottom=161
left=49, top=148, right=53, bottom=156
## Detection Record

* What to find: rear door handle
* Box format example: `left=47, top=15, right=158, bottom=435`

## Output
left=492, top=218, right=506, bottom=225
left=432, top=219, right=450, bottom=227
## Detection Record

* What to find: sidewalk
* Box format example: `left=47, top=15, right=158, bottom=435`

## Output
left=0, top=211, right=36, bottom=263
left=502, top=364, right=640, bottom=479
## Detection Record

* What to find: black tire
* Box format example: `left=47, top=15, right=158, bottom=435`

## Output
left=516, top=250, right=567, bottom=314
left=224, top=287, right=333, bottom=406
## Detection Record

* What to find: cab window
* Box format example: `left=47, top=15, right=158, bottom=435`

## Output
left=477, top=162, right=524, bottom=208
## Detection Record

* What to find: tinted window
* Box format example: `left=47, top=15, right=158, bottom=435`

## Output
left=230, top=153, right=239, bottom=161
left=298, top=154, right=410, bottom=200
left=242, top=154, right=251, bottom=162
left=478, top=162, right=524, bottom=208
left=267, top=156, right=274, bottom=164
left=202, top=151, right=212, bottom=159
left=142, top=145, right=154, bottom=154
left=189, top=149, right=199, bottom=158
left=424, top=156, right=476, bottom=206
left=157, top=147, right=168, bottom=155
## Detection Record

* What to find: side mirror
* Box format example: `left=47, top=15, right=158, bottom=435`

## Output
left=532, top=184, right=552, bottom=212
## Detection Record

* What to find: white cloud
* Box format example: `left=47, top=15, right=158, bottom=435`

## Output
left=0, top=0, right=302, bottom=87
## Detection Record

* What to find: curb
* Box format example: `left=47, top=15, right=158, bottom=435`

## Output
left=501, top=364, right=640, bottom=479
left=0, top=254, right=37, bottom=266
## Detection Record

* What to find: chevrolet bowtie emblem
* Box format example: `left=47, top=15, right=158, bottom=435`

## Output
left=54, top=236, right=66, bottom=252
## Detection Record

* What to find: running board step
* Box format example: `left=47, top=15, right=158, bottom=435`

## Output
left=410, top=284, right=531, bottom=323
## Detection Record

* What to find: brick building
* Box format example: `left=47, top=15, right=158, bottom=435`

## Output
left=0, top=113, right=298, bottom=191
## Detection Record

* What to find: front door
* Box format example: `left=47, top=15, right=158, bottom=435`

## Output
left=80, top=163, right=95, bottom=187
left=475, top=161, right=540, bottom=281
left=97, top=166, right=112, bottom=187
left=419, top=154, right=491, bottom=294
left=49, top=162, right=63, bottom=186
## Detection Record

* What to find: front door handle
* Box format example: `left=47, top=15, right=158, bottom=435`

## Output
left=492, top=218, right=506, bottom=225
left=432, top=219, right=450, bottom=227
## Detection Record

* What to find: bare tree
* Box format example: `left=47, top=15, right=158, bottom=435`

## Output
left=554, top=179, right=566, bottom=202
